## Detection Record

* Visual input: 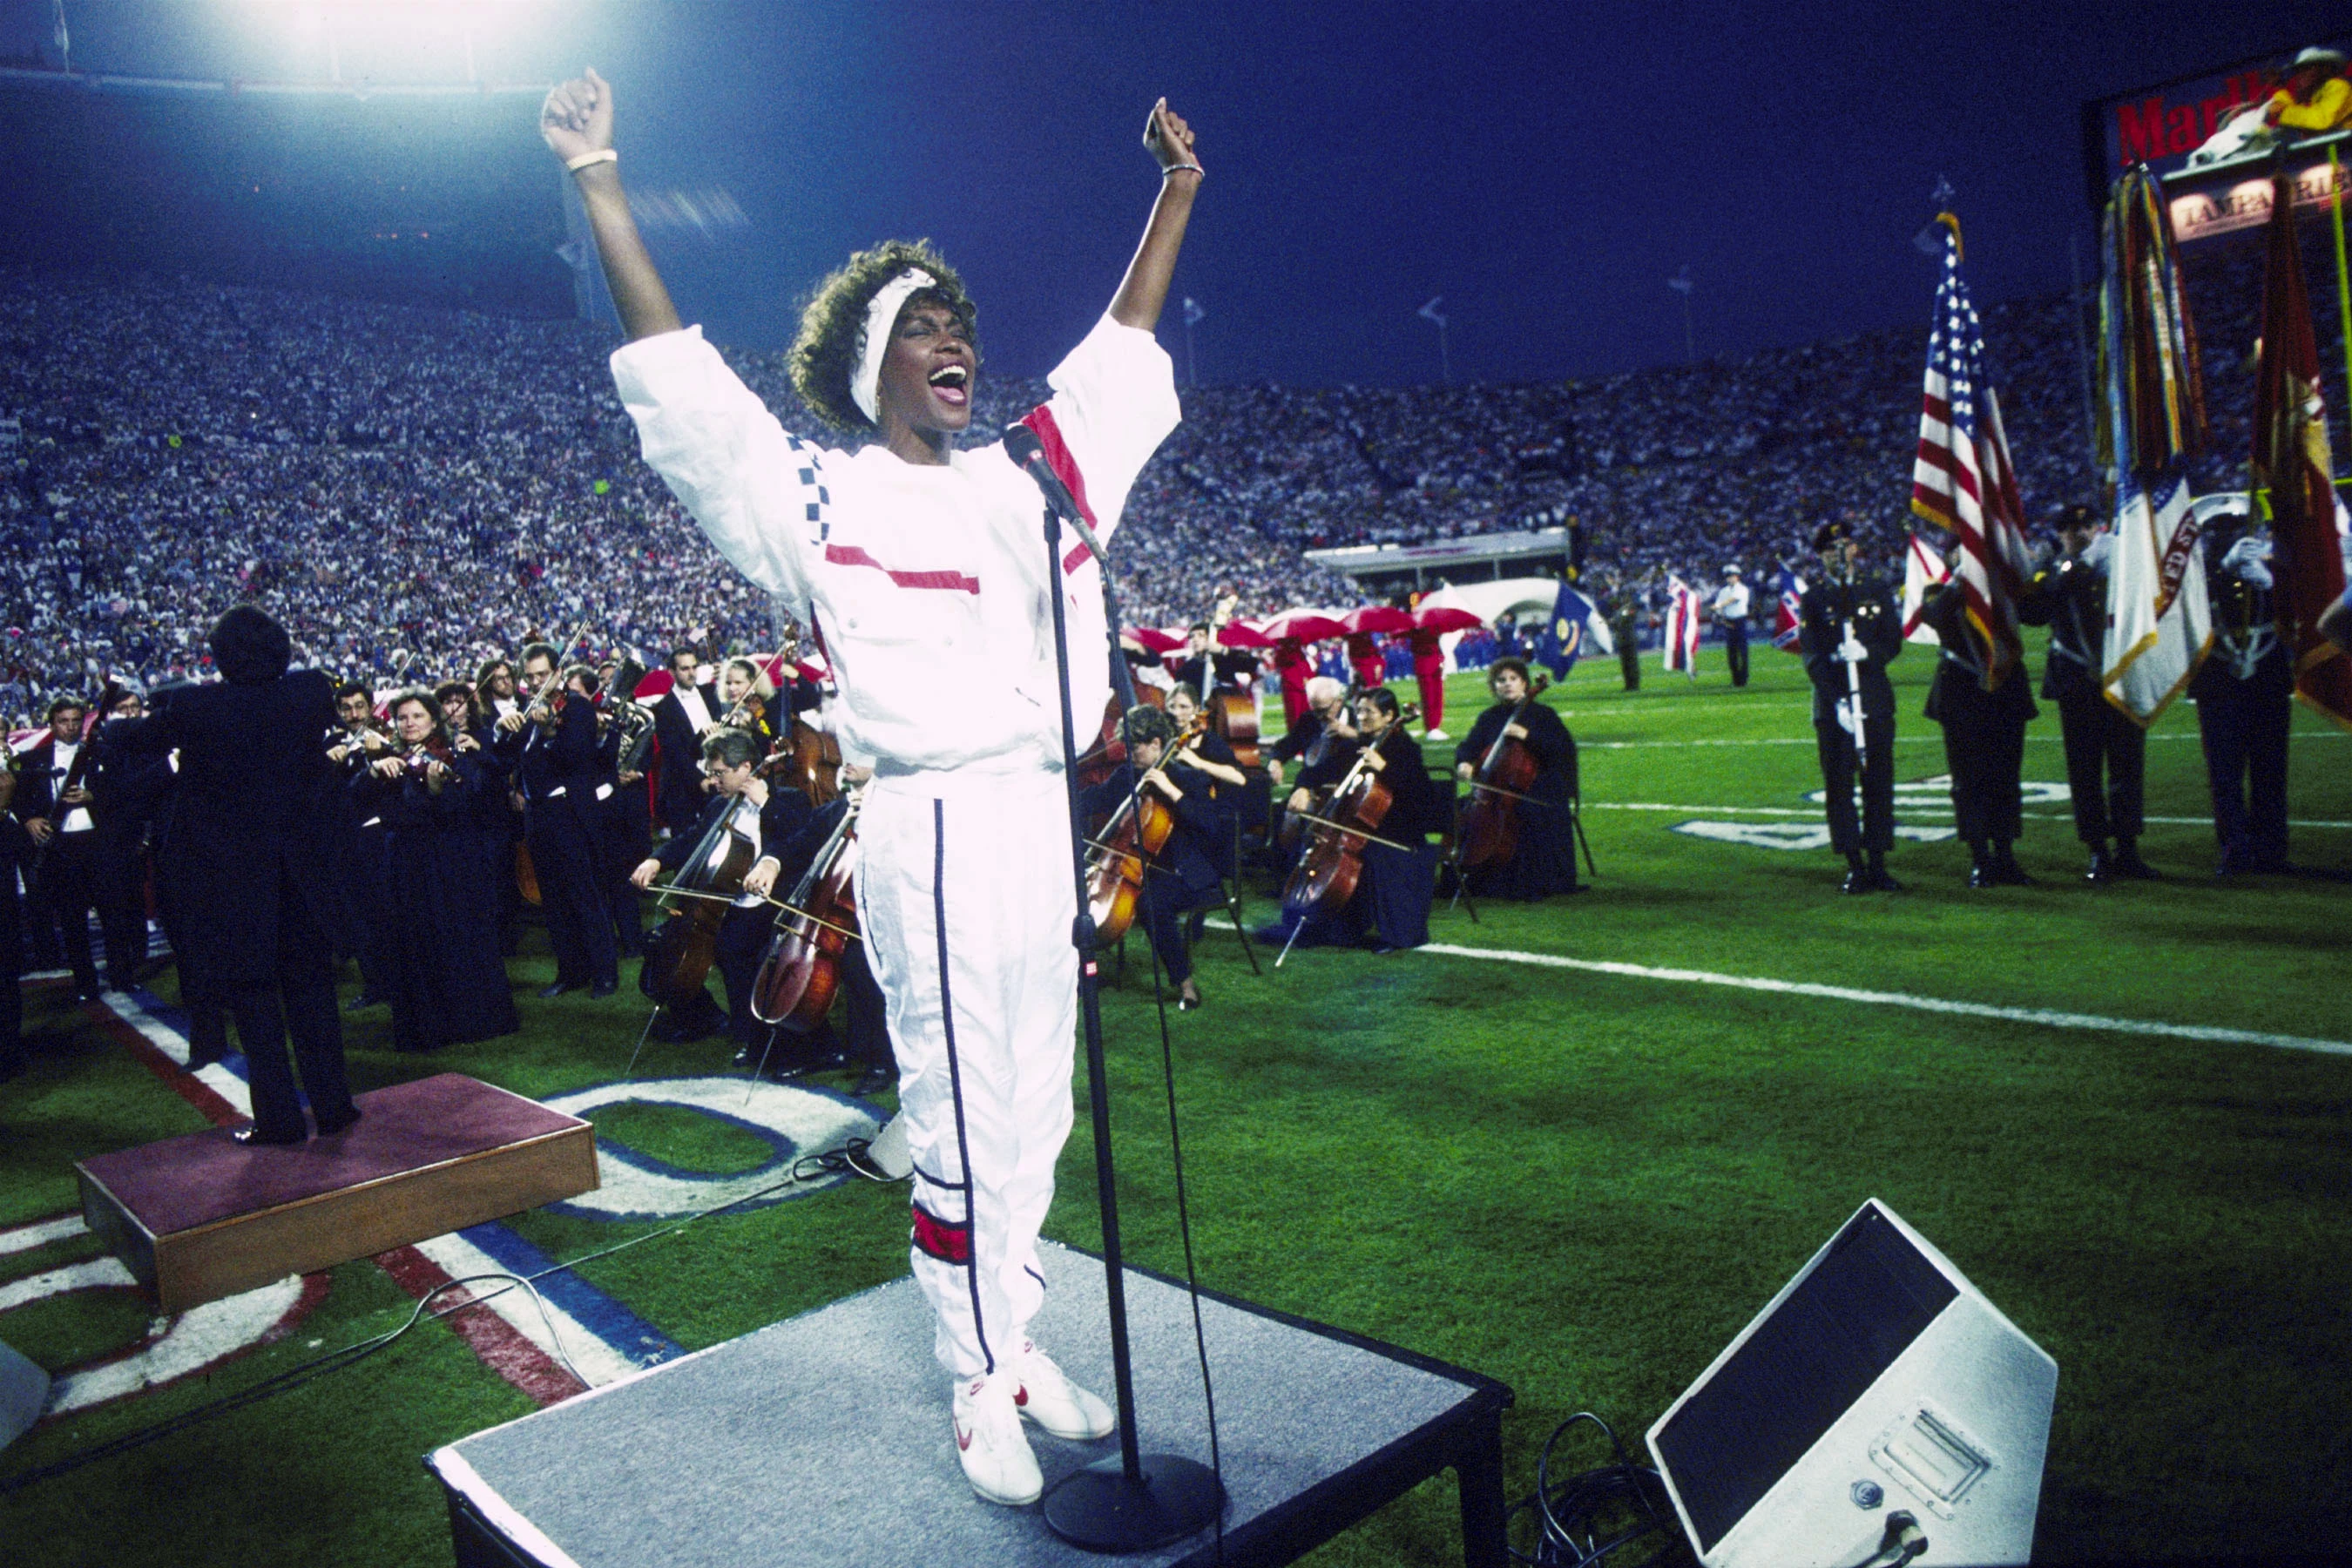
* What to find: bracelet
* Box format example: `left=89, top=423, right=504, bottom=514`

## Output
left=1162, top=162, right=1203, bottom=179
left=565, top=148, right=618, bottom=172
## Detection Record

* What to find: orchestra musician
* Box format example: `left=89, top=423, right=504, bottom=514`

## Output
left=351, top=690, right=518, bottom=1051
left=327, top=680, right=396, bottom=1010
left=13, top=695, right=103, bottom=998
left=598, top=659, right=654, bottom=961
left=1081, top=705, right=1233, bottom=1011
left=632, top=726, right=812, bottom=1060
left=1452, top=657, right=1581, bottom=899
left=756, top=766, right=893, bottom=1093
left=439, top=679, right=524, bottom=950
left=652, top=645, right=721, bottom=831
left=503, top=647, right=620, bottom=998
left=470, top=660, right=530, bottom=944
left=555, top=62, right=1197, bottom=1503
left=716, top=655, right=780, bottom=759
left=85, top=687, right=156, bottom=994
left=1264, top=686, right=1444, bottom=953
left=1263, top=675, right=1354, bottom=793
left=0, top=767, right=27, bottom=1079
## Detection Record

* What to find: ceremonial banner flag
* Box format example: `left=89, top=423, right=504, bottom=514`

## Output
left=1770, top=564, right=1806, bottom=652
left=1531, top=581, right=1611, bottom=678
left=1663, top=576, right=1701, bottom=676
left=2099, top=166, right=2212, bottom=725
left=1900, top=531, right=1951, bottom=645
left=1909, top=215, right=2031, bottom=690
left=2252, top=169, right=2352, bottom=731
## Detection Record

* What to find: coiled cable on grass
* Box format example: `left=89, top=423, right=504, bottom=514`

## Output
left=1506, top=1412, right=1689, bottom=1568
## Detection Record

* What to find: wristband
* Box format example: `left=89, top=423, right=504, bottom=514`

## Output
left=565, top=148, right=618, bottom=172
left=1162, top=162, right=1203, bottom=178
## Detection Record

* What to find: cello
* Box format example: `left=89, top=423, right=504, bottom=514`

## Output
left=639, top=793, right=760, bottom=1012
left=1083, top=713, right=1212, bottom=946
left=750, top=788, right=862, bottom=1031
left=1452, top=672, right=1552, bottom=873
left=1275, top=702, right=1419, bottom=961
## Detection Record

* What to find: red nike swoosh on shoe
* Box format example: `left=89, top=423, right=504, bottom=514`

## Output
left=956, top=1423, right=974, bottom=1451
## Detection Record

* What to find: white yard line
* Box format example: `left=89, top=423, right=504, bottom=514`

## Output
left=1419, top=943, right=2352, bottom=1058
left=0, top=1214, right=89, bottom=1257
left=105, top=989, right=252, bottom=1116
left=1587, top=802, right=2352, bottom=828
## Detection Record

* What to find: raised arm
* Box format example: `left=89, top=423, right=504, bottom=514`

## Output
left=541, top=69, right=683, bottom=342
left=1108, top=98, right=1204, bottom=333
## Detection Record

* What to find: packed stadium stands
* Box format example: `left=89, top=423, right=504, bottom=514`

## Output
left=0, top=218, right=2341, bottom=726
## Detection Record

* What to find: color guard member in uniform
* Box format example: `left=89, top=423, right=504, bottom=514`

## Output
left=1801, top=520, right=1903, bottom=893
left=2192, top=513, right=2294, bottom=875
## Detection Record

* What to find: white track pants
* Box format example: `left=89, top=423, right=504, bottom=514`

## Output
left=857, top=769, right=1078, bottom=1379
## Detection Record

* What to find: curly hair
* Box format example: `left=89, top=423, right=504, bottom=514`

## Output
left=788, top=239, right=980, bottom=433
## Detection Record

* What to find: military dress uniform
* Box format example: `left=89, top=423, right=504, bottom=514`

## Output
left=2019, top=536, right=2154, bottom=881
left=1800, top=571, right=1903, bottom=891
left=1917, top=582, right=2038, bottom=886
left=2191, top=531, right=2293, bottom=875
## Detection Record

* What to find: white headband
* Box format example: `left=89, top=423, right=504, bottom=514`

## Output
left=850, top=267, right=937, bottom=426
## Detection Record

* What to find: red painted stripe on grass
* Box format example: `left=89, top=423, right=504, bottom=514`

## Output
left=81, top=999, right=242, bottom=1126
left=375, top=1245, right=585, bottom=1406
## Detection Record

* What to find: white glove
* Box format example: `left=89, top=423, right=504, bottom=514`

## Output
left=1838, top=632, right=1869, bottom=665
left=2221, top=535, right=2274, bottom=590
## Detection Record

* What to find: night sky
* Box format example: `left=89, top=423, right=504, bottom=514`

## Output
left=11, top=0, right=2344, bottom=384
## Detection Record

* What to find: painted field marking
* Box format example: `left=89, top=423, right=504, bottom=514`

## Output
left=1571, top=731, right=2342, bottom=748
left=0, top=1214, right=88, bottom=1258
left=1419, top=943, right=2352, bottom=1058
left=1590, top=801, right=2352, bottom=830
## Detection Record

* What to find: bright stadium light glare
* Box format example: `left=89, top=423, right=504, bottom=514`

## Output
left=226, top=0, right=558, bottom=84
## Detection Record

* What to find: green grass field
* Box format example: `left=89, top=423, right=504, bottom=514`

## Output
left=4, top=637, right=2349, bottom=1565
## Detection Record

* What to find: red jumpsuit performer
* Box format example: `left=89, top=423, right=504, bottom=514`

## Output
left=542, top=70, right=1203, bottom=1511
left=1345, top=631, right=1384, bottom=691
left=1274, top=636, right=1311, bottom=729
left=1409, top=625, right=1447, bottom=740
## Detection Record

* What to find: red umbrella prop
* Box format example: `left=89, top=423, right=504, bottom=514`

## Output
left=1250, top=609, right=1348, bottom=644
left=1340, top=605, right=1416, bottom=635
left=1215, top=621, right=1275, bottom=649
left=1410, top=605, right=1487, bottom=634
left=632, top=668, right=675, bottom=700
left=1124, top=625, right=1188, bottom=654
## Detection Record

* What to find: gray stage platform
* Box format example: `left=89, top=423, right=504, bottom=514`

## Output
left=429, top=1241, right=1511, bottom=1567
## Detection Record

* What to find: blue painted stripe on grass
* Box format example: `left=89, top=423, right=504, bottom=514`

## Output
left=456, top=1220, right=685, bottom=1367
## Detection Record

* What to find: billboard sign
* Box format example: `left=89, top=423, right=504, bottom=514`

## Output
left=2080, top=37, right=2349, bottom=208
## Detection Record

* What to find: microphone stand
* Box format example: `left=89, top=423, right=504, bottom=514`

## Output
left=1034, top=503, right=1224, bottom=1551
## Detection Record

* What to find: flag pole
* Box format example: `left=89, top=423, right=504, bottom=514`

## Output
left=2332, top=145, right=2351, bottom=476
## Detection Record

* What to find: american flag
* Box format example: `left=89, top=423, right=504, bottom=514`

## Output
left=1770, top=563, right=1806, bottom=652
left=1909, top=220, right=2029, bottom=690
left=1664, top=575, right=1701, bottom=675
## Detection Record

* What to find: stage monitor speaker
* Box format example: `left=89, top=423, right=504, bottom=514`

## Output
left=1646, top=1199, right=2055, bottom=1568
left=0, top=1335, right=50, bottom=1450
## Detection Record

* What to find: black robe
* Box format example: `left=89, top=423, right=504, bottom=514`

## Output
left=1454, top=700, right=1579, bottom=898
left=349, top=753, right=518, bottom=1051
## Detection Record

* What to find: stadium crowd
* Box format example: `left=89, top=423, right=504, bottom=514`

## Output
left=0, top=221, right=2341, bottom=725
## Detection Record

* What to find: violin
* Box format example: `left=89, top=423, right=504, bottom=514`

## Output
left=1277, top=702, right=1421, bottom=941
left=750, top=789, right=862, bottom=1031
left=639, top=790, right=760, bottom=1012
left=1453, top=673, right=1552, bottom=872
left=398, top=733, right=456, bottom=783
left=1083, top=713, right=1206, bottom=945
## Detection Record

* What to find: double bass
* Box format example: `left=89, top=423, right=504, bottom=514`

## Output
left=639, top=794, right=760, bottom=1012
left=750, top=790, right=862, bottom=1031
left=1452, top=672, right=1552, bottom=872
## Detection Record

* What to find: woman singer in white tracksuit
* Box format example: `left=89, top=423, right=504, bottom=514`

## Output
left=539, top=70, right=1201, bottom=1507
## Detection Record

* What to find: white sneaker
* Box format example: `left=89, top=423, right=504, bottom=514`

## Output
left=1424, top=727, right=1450, bottom=742
left=952, top=1371, right=1043, bottom=1506
left=1010, top=1338, right=1117, bottom=1441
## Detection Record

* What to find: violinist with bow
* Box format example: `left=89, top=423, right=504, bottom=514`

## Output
left=1261, top=686, right=1443, bottom=954
left=1080, top=705, right=1233, bottom=1012
left=1452, top=658, right=1581, bottom=899
left=351, top=689, right=517, bottom=1051
left=630, top=726, right=811, bottom=1058
left=504, top=645, right=619, bottom=998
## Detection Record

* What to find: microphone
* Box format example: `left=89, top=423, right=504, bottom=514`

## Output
left=1003, top=424, right=1110, bottom=568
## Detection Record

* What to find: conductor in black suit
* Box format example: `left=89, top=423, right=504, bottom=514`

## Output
left=652, top=646, right=721, bottom=834
left=112, top=606, right=359, bottom=1146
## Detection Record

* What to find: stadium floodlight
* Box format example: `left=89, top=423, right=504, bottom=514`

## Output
left=232, top=0, right=558, bottom=87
